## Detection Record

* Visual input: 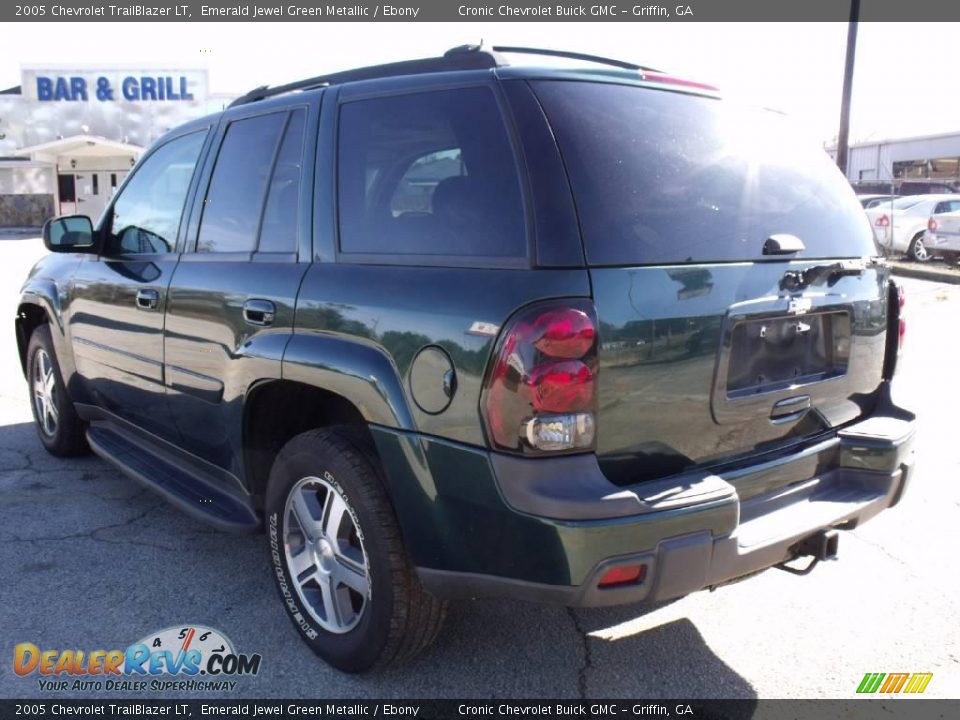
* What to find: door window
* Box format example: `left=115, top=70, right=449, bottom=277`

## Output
left=197, top=112, right=287, bottom=253
left=106, top=131, right=207, bottom=255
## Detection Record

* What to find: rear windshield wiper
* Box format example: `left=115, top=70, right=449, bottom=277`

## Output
left=780, top=258, right=883, bottom=291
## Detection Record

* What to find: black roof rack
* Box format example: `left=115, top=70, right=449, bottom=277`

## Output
left=229, top=44, right=651, bottom=108
left=228, top=49, right=500, bottom=108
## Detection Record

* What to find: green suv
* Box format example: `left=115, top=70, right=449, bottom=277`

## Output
left=17, top=46, right=916, bottom=672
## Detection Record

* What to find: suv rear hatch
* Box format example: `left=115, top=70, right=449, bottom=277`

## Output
left=532, top=79, right=888, bottom=485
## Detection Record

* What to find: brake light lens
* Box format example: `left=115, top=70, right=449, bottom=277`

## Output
left=875, top=214, right=890, bottom=228
left=928, top=217, right=939, bottom=232
left=482, top=301, right=599, bottom=454
left=529, top=361, right=594, bottom=412
left=898, top=283, right=906, bottom=352
left=532, top=309, right=596, bottom=358
left=643, top=72, right=719, bottom=92
left=883, top=281, right=905, bottom=380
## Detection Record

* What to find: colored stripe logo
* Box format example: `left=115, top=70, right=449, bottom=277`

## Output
left=857, top=672, right=933, bottom=694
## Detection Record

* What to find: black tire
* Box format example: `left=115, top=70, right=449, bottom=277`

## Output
left=908, top=233, right=931, bottom=262
left=265, top=427, right=446, bottom=672
left=26, top=324, right=89, bottom=457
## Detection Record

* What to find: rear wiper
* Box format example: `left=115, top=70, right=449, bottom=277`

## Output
left=780, top=257, right=883, bottom=291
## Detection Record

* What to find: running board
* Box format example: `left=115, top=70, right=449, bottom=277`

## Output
left=86, top=425, right=260, bottom=532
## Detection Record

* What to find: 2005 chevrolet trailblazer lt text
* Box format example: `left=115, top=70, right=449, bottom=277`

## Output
left=17, top=45, right=916, bottom=672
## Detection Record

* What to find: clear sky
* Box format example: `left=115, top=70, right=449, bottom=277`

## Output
left=3, top=21, right=957, bottom=146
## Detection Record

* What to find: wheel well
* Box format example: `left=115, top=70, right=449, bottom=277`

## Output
left=15, top=304, right=48, bottom=376
left=243, top=381, right=374, bottom=507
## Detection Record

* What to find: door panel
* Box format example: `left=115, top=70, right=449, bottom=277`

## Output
left=69, top=256, right=178, bottom=438
left=67, top=129, right=210, bottom=441
left=162, top=106, right=311, bottom=474
left=163, top=261, right=307, bottom=472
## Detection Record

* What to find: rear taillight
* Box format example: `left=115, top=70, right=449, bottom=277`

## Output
left=897, top=283, right=906, bottom=352
left=883, top=281, right=905, bottom=379
left=928, top=217, right=939, bottom=232
left=482, top=300, right=599, bottom=454
left=875, top=214, right=890, bottom=228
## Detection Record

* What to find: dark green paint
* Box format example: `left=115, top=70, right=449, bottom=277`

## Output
left=16, top=64, right=910, bottom=598
left=592, top=263, right=891, bottom=486
left=370, top=427, right=739, bottom=586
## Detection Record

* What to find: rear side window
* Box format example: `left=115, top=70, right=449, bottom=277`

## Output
left=198, top=112, right=286, bottom=253
left=533, top=81, right=877, bottom=265
left=935, top=200, right=960, bottom=214
left=258, top=109, right=306, bottom=254
left=337, top=87, right=526, bottom=259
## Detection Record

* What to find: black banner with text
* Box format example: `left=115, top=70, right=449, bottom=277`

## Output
left=4, top=0, right=960, bottom=23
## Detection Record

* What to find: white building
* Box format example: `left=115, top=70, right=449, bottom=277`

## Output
left=828, top=131, right=960, bottom=190
left=0, top=66, right=236, bottom=227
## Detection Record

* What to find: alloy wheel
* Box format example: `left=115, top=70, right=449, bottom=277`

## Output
left=32, top=348, right=59, bottom=437
left=912, top=237, right=929, bottom=261
left=283, top=476, right=370, bottom=634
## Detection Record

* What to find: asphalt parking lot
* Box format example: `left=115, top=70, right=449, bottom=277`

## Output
left=0, top=235, right=957, bottom=700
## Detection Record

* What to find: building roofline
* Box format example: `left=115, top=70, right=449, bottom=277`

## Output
left=828, top=129, right=960, bottom=151
left=17, top=134, right=143, bottom=156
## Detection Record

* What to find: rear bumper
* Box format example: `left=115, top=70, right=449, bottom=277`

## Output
left=924, top=231, right=960, bottom=253
left=403, top=387, right=915, bottom=607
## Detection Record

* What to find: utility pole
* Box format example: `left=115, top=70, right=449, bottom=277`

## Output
left=836, top=0, right=860, bottom=176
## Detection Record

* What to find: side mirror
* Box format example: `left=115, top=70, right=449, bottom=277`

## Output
left=42, top=215, right=97, bottom=253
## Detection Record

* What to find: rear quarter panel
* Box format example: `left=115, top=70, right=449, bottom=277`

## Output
left=290, top=263, right=591, bottom=445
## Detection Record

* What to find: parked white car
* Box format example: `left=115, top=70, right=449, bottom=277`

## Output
left=865, top=194, right=960, bottom=261
left=857, top=193, right=897, bottom=209
left=924, top=210, right=960, bottom=265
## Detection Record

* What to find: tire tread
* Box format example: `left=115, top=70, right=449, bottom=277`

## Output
left=269, top=427, right=446, bottom=671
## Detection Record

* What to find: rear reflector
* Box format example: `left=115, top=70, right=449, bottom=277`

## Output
left=598, top=564, right=646, bottom=588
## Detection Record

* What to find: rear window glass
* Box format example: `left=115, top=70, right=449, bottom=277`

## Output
left=533, top=81, right=877, bottom=265
left=337, top=87, right=526, bottom=259
left=891, top=197, right=923, bottom=210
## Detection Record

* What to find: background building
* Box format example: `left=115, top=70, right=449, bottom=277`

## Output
left=0, top=66, right=236, bottom=227
left=828, top=131, right=960, bottom=192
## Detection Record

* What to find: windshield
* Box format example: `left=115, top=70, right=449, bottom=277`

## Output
left=532, top=81, right=877, bottom=265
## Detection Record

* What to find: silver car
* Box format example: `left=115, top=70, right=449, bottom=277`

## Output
left=924, top=209, right=960, bottom=265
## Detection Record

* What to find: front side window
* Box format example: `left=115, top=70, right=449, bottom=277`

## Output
left=107, top=131, right=206, bottom=255
left=197, top=112, right=287, bottom=253
left=337, top=87, right=526, bottom=259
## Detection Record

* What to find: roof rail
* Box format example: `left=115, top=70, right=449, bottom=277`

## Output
left=228, top=50, right=499, bottom=108
left=229, top=44, right=655, bottom=108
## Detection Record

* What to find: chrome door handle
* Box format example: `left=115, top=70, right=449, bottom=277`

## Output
left=135, top=289, right=160, bottom=310
left=243, top=299, right=276, bottom=326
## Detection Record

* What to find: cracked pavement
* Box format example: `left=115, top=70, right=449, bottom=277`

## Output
left=0, top=236, right=957, bottom=699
